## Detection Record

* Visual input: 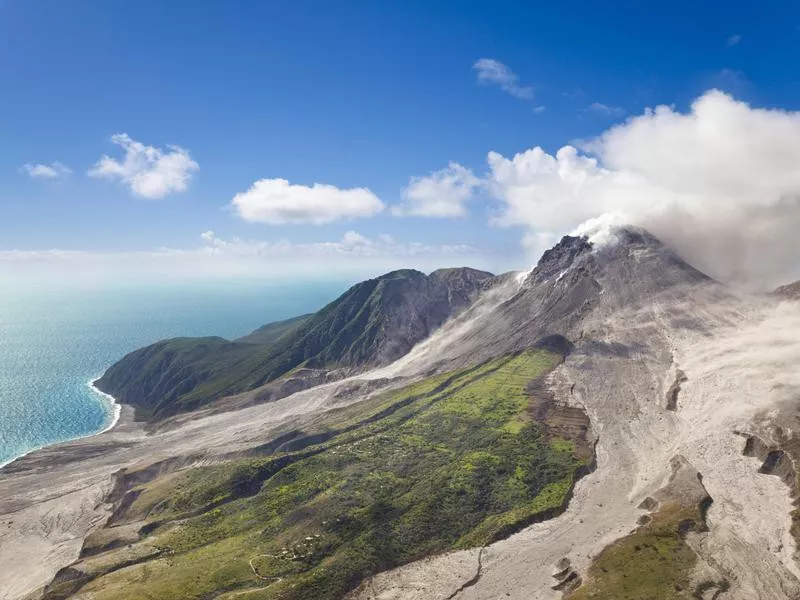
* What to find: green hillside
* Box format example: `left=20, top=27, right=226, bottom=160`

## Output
left=96, top=268, right=493, bottom=420
left=48, top=349, right=591, bottom=600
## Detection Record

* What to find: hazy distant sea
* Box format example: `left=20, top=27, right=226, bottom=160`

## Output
left=0, top=281, right=344, bottom=467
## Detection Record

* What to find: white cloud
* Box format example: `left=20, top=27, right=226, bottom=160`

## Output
left=533, top=105, right=546, bottom=114
left=473, top=58, right=534, bottom=100
left=20, top=162, right=71, bottom=179
left=726, top=34, right=742, bottom=47
left=587, top=102, right=626, bottom=117
left=230, top=178, right=385, bottom=225
left=394, top=162, right=481, bottom=218
left=196, top=229, right=474, bottom=259
left=88, top=133, right=199, bottom=199
left=486, top=90, right=800, bottom=286
left=0, top=232, right=490, bottom=288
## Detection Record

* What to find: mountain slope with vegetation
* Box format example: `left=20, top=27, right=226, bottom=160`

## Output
left=45, top=348, right=591, bottom=600
left=95, top=268, right=493, bottom=421
left=236, top=314, right=314, bottom=345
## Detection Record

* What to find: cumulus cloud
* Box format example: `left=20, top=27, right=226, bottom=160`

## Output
left=88, top=134, right=199, bottom=199
left=473, top=58, right=534, bottom=100
left=20, top=162, right=71, bottom=179
left=230, top=178, right=385, bottom=225
left=485, top=90, right=800, bottom=287
left=394, top=162, right=481, bottom=218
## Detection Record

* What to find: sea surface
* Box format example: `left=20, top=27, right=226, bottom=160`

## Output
left=0, top=280, right=344, bottom=467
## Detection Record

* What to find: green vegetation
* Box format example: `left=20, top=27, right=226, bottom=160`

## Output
left=94, top=336, right=276, bottom=420
left=788, top=468, right=800, bottom=556
left=235, top=314, right=314, bottom=345
left=568, top=504, right=706, bottom=600
left=70, top=350, right=589, bottom=600
left=96, top=268, right=493, bottom=420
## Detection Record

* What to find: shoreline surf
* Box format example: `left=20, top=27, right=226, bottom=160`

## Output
left=89, top=377, right=123, bottom=435
left=0, top=375, right=122, bottom=472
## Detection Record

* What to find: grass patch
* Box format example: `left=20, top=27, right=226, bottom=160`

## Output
left=568, top=503, right=702, bottom=600
left=72, top=350, right=588, bottom=600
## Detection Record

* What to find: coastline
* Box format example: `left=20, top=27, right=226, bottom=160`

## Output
left=89, top=377, right=123, bottom=435
left=0, top=375, right=122, bottom=473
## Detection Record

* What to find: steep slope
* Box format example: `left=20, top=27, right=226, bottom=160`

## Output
left=95, top=268, right=493, bottom=420
left=249, top=267, right=494, bottom=371
left=236, top=314, right=313, bottom=345
left=92, top=337, right=268, bottom=420
left=375, top=226, right=714, bottom=379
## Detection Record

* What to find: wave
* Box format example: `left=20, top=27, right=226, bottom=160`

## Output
left=88, top=378, right=122, bottom=434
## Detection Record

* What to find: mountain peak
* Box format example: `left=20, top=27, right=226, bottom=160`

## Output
left=525, top=224, right=710, bottom=286
left=601, top=224, right=665, bottom=247
left=588, top=224, right=713, bottom=288
left=518, top=225, right=713, bottom=312
left=528, top=235, right=593, bottom=286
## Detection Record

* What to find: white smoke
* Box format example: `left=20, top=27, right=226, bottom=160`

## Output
left=488, top=90, right=800, bottom=288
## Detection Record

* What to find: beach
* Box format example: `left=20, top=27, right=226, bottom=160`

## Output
left=0, top=365, right=408, bottom=599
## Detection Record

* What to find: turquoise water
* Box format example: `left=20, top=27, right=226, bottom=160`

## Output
left=0, top=281, right=343, bottom=467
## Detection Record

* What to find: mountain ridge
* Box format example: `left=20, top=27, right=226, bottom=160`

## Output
left=95, top=267, right=494, bottom=420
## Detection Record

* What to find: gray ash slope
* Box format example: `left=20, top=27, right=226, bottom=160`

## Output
left=388, top=225, right=720, bottom=377
left=352, top=227, right=800, bottom=599
left=95, top=267, right=494, bottom=421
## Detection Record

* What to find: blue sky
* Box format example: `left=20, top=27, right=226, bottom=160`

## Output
left=2, top=0, right=800, bottom=286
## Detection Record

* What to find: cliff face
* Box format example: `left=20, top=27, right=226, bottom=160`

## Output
left=95, top=267, right=494, bottom=420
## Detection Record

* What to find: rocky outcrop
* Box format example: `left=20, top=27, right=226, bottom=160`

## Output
left=666, top=369, right=688, bottom=411
left=551, top=558, right=582, bottom=594
left=741, top=431, right=799, bottom=500
left=654, top=455, right=713, bottom=522
left=526, top=235, right=593, bottom=286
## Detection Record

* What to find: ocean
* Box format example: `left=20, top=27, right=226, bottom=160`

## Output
left=0, top=280, right=344, bottom=467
